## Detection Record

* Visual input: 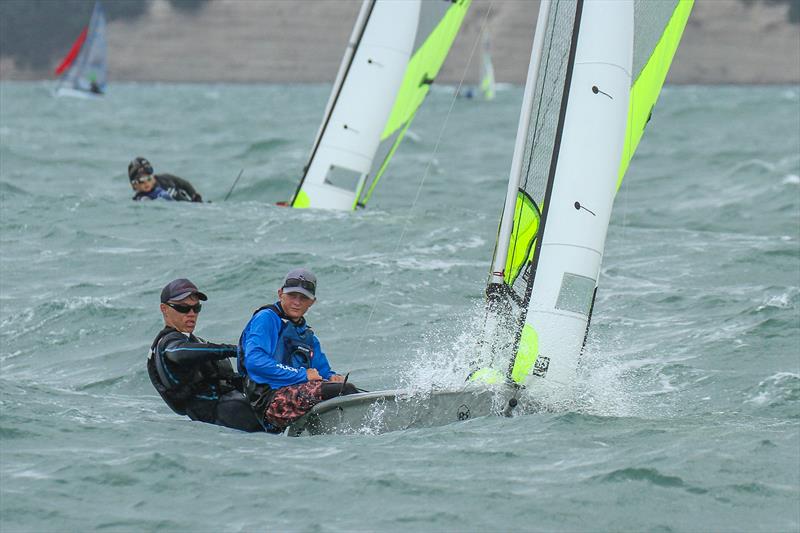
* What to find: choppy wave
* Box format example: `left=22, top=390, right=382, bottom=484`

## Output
left=0, top=83, right=797, bottom=531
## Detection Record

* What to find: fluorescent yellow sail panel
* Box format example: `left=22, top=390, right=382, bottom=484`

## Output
left=468, top=367, right=505, bottom=385
left=511, top=324, right=539, bottom=384
left=468, top=323, right=539, bottom=385
left=504, top=191, right=540, bottom=286
left=359, top=0, right=471, bottom=207
left=481, top=69, right=495, bottom=101
left=382, top=0, right=470, bottom=138
left=617, top=0, right=694, bottom=190
left=293, top=190, right=311, bottom=208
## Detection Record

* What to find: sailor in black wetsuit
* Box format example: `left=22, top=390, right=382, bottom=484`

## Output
left=147, top=278, right=263, bottom=432
left=128, top=156, right=203, bottom=202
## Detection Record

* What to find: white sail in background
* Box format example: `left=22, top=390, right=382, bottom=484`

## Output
left=54, top=2, right=107, bottom=98
left=480, top=27, right=496, bottom=101
left=288, top=0, right=471, bottom=210
left=476, top=0, right=694, bottom=397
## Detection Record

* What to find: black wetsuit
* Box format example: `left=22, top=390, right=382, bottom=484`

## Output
left=147, top=326, right=263, bottom=432
left=133, top=174, right=203, bottom=202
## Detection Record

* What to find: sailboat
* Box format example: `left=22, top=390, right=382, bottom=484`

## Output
left=287, top=0, right=694, bottom=436
left=54, top=2, right=107, bottom=99
left=286, top=0, right=471, bottom=210
left=479, top=27, right=496, bottom=101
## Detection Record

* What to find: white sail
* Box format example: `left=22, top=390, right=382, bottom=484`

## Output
left=54, top=2, right=107, bottom=98
left=289, top=0, right=471, bottom=210
left=477, top=0, right=694, bottom=397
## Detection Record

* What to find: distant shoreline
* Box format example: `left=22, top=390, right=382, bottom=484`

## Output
left=1, top=0, right=798, bottom=85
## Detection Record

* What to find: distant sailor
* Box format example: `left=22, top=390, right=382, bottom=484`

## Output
left=239, top=268, right=359, bottom=432
left=128, top=156, right=203, bottom=202
left=89, top=80, right=103, bottom=95
left=147, top=278, right=263, bottom=432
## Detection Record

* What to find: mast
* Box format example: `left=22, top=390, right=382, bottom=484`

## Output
left=489, top=0, right=552, bottom=286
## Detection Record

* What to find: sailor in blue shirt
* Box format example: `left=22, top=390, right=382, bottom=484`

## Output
left=239, top=268, right=358, bottom=430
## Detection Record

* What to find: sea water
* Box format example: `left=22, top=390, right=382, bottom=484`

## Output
left=1, top=82, right=798, bottom=532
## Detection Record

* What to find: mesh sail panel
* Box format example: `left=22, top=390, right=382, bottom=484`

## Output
left=632, top=0, right=679, bottom=83
left=508, top=0, right=577, bottom=304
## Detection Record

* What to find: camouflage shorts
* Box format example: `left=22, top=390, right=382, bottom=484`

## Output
left=263, top=381, right=324, bottom=429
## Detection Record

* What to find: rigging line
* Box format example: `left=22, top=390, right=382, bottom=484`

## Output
left=361, top=1, right=496, bottom=336
left=223, top=169, right=245, bottom=201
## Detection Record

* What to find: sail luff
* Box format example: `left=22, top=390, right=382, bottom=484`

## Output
left=54, top=27, right=88, bottom=76
left=290, top=0, right=376, bottom=207
left=489, top=0, right=553, bottom=286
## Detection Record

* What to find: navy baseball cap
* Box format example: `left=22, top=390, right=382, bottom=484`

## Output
left=160, top=278, right=208, bottom=303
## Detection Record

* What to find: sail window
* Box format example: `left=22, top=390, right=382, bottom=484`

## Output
left=555, top=273, right=595, bottom=316
left=323, top=165, right=364, bottom=192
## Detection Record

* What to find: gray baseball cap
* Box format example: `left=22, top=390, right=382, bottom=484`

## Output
left=281, top=268, right=317, bottom=299
left=160, top=278, right=208, bottom=303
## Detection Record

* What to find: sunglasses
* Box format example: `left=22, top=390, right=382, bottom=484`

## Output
left=166, top=302, right=202, bottom=314
left=132, top=175, right=154, bottom=184
left=283, top=278, right=316, bottom=294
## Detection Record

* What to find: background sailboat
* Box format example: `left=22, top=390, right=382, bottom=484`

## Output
left=287, top=0, right=470, bottom=210
left=479, top=26, right=496, bottom=101
left=287, top=0, right=693, bottom=436
left=54, top=2, right=107, bottom=99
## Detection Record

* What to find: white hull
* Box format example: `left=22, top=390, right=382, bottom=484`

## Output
left=286, top=384, right=528, bottom=436
left=53, top=87, right=103, bottom=100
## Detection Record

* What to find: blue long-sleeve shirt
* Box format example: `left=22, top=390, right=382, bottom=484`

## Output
left=240, top=305, right=335, bottom=388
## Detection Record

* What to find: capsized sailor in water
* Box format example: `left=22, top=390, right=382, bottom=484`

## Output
left=128, top=156, right=204, bottom=202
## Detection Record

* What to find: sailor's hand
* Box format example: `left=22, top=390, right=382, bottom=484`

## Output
left=328, top=374, right=345, bottom=383
left=306, top=368, right=322, bottom=381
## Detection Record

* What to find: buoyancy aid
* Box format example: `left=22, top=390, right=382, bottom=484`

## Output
left=147, top=327, right=237, bottom=418
left=238, top=304, right=316, bottom=408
